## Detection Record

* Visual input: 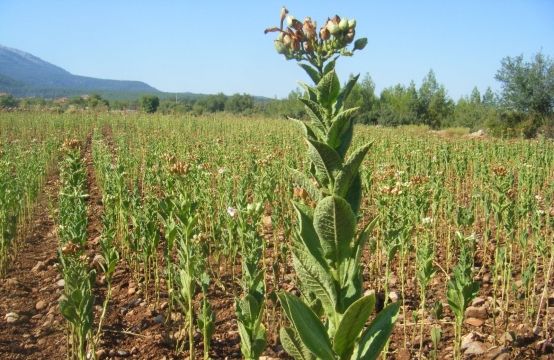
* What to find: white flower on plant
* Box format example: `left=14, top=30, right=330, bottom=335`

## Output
left=227, top=206, right=237, bottom=218
left=422, top=217, right=433, bottom=225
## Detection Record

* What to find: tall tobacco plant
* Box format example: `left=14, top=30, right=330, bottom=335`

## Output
left=266, top=8, right=398, bottom=360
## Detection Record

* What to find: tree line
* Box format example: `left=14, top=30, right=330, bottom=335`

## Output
left=1, top=51, right=552, bottom=138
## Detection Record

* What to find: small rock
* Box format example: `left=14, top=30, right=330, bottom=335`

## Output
left=5, top=278, right=19, bottom=287
left=464, top=341, right=486, bottom=355
left=461, top=332, right=477, bottom=350
left=472, top=297, right=486, bottom=307
left=388, top=291, right=399, bottom=303
left=32, top=261, right=47, bottom=272
left=465, top=317, right=484, bottom=327
left=153, top=314, right=164, bottom=324
left=486, top=346, right=507, bottom=359
left=91, top=236, right=102, bottom=245
left=396, top=348, right=411, bottom=360
left=96, top=349, right=107, bottom=359
left=127, top=287, right=136, bottom=296
left=503, top=331, right=515, bottom=344
left=117, top=350, right=130, bottom=357
left=56, top=279, right=65, bottom=288
left=465, top=306, right=488, bottom=319
left=35, top=300, right=47, bottom=311
left=91, top=254, right=104, bottom=269
left=5, top=312, right=19, bottom=323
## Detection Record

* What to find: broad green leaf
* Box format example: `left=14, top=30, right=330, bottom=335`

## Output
left=335, top=142, right=372, bottom=197
left=335, top=74, right=360, bottom=114
left=334, top=292, right=376, bottom=356
left=278, top=292, right=336, bottom=360
left=299, top=82, right=318, bottom=102
left=307, top=140, right=343, bottom=188
left=290, top=118, right=324, bottom=142
left=292, top=201, right=325, bottom=262
left=238, top=321, right=253, bottom=358
left=291, top=243, right=337, bottom=318
left=280, top=327, right=315, bottom=360
left=300, top=98, right=329, bottom=130
left=345, top=174, right=363, bottom=216
left=327, top=108, right=359, bottom=150
left=300, top=63, right=322, bottom=84
left=289, top=168, right=322, bottom=202
left=313, top=196, right=356, bottom=267
left=317, top=70, right=341, bottom=110
left=354, top=302, right=400, bottom=360
left=323, top=58, right=337, bottom=75
left=337, top=118, right=354, bottom=159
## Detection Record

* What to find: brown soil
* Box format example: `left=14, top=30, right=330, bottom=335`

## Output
left=1, top=130, right=552, bottom=359
left=0, top=169, right=66, bottom=359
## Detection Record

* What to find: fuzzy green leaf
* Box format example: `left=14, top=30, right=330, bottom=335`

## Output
left=292, top=201, right=325, bottom=262
left=337, top=118, right=354, bottom=159
left=324, top=59, right=337, bottom=75
left=334, top=292, right=376, bottom=356
left=278, top=292, right=336, bottom=360
left=335, top=74, right=360, bottom=114
left=335, top=142, right=371, bottom=197
left=354, top=302, right=400, bottom=360
left=290, top=168, right=322, bottom=203
left=280, top=327, right=315, bottom=360
left=317, top=70, right=341, bottom=110
left=291, top=242, right=337, bottom=318
left=327, top=108, right=359, bottom=150
left=313, top=196, right=357, bottom=267
left=300, top=98, right=328, bottom=130
left=300, top=64, right=322, bottom=84
left=307, top=140, right=343, bottom=188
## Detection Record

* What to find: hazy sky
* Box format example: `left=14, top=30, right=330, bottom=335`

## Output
left=1, top=1, right=553, bottom=99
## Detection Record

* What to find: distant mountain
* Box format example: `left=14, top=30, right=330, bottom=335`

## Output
left=0, top=45, right=159, bottom=98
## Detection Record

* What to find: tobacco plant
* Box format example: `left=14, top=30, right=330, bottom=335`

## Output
left=57, top=141, right=96, bottom=360
left=234, top=202, right=267, bottom=360
left=446, top=237, right=479, bottom=360
left=266, top=8, right=398, bottom=360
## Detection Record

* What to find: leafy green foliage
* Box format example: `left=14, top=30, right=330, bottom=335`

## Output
left=266, top=8, right=398, bottom=359
left=140, top=94, right=160, bottom=113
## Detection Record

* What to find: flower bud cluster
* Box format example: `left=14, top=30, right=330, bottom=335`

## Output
left=265, top=7, right=365, bottom=62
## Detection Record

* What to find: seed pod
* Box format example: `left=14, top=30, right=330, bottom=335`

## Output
left=283, top=34, right=292, bottom=46
left=327, top=22, right=340, bottom=35
left=274, top=40, right=287, bottom=54
left=286, top=15, right=294, bottom=27
left=303, top=17, right=316, bottom=40
left=339, top=18, right=349, bottom=31
left=345, top=29, right=355, bottom=43
left=319, top=27, right=330, bottom=40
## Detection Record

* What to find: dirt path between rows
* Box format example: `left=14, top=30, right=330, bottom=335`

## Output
left=0, top=169, right=66, bottom=359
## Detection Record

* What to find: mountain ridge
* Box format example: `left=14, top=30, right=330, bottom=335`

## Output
left=0, top=44, right=160, bottom=98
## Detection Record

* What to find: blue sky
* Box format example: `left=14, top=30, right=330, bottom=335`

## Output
left=1, top=1, right=552, bottom=99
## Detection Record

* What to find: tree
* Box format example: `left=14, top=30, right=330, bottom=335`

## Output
left=345, top=73, right=379, bottom=124
left=377, top=83, right=419, bottom=126
left=0, top=93, right=18, bottom=109
left=495, top=52, right=553, bottom=117
left=225, top=93, right=254, bottom=113
left=482, top=87, right=496, bottom=107
left=140, top=95, right=160, bottom=113
left=417, top=70, right=454, bottom=128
